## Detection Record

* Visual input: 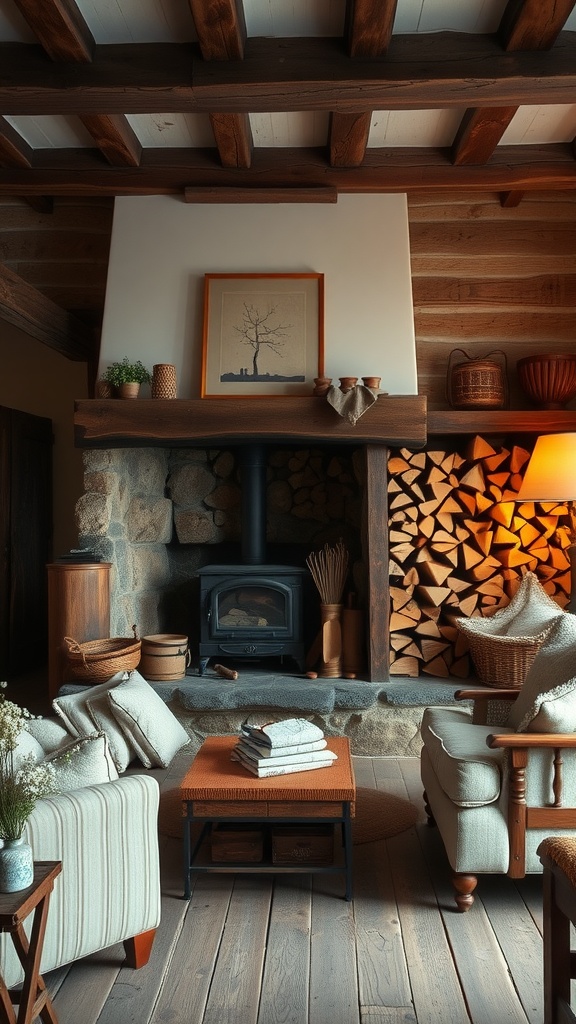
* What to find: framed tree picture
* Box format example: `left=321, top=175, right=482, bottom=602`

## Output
left=200, top=272, right=324, bottom=397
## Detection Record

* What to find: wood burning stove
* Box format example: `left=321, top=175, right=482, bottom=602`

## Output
left=198, top=443, right=308, bottom=673
left=198, top=564, right=307, bottom=673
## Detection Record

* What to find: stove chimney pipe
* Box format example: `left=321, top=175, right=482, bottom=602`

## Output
left=240, top=443, right=267, bottom=564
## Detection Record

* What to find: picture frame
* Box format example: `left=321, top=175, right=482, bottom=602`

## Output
left=200, top=272, right=324, bottom=398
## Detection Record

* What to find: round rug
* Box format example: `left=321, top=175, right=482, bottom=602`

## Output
left=352, top=786, right=418, bottom=844
left=158, top=785, right=417, bottom=844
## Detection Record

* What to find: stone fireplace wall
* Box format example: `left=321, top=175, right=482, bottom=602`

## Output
left=75, top=445, right=366, bottom=650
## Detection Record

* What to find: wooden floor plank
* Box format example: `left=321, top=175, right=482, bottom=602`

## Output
left=354, top=838, right=413, bottom=1011
left=479, top=875, right=543, bottom=1024
left=257, top=876, right=312, bottom=1024
left=360, top=1011, right=417, bottom=1024
left=202, top=875, right=273, bottom=1024
left=310, top=876, right=360, bottom=1024
left=386, top=827, right=471, bottom=1024
left=419, top=823, right=531, bottom=1024
left=51, top=945, right=124, bottom=1024
left=153, top=872, right=235, bottom=1023
left=95, top=883, right=192, bottom=1024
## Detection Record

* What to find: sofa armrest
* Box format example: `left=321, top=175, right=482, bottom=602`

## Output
left=455, top=688, right=519, bottom=725
left=1, top=773, right=161, bottom=989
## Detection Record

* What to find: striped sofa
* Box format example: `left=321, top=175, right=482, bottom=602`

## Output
left=0, top=771, right=161, bottom=989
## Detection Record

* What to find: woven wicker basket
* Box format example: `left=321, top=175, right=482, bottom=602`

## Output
left=463, top=630, right=549, bottom=690
left=64, top=627, right=141, bottom=682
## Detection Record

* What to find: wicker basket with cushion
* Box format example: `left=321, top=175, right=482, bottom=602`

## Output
left=64, top=629, right=141, bottom=682
left=456, top=572, right=563, bottom=689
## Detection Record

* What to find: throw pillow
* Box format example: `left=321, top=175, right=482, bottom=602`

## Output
left=456, top=571, right=562, bottom=687
left=52, top=672, right=136, bottom=773
left=106, top=670, right=190, bottom=768
left=506, top=612, right=576, bottom=732
left=26, top=716, right=71, bottom=754
left=44, top=732, right=119, bottom=791
left=12, top=728, right=45, bottom=770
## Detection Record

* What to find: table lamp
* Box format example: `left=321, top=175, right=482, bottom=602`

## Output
left=516, top=432, right=576, bottom=613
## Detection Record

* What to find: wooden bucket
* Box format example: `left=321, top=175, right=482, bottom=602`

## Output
left=139, top=634, right=190, bottom=681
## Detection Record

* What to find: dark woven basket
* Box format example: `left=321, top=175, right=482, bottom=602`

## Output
left=64, top=626, right=141, bottom=681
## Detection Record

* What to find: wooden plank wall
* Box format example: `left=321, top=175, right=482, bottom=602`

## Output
left=408, top=190, right=576, bottom=411
left=0, top=197, right=114, bottom=316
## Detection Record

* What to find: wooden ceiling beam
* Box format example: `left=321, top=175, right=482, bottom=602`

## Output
left=451, top=107, right=519, bottom=165
left=0, top=118, right=53, bottom=212
left=453, top=1, right=576, bottom=201
left=499, top=0, right=576, bottom=51
left=0, top=261, right=94, bottom=359
left=329, top=112, right=372, bottom=167
left=346, top=0, right=398, bottom=58
left=188, top=0, right=246, bottom=60
left=79, top=115, right=142, bottom=167
left=0, top=117, right=34, bottom=168
left=2, top=35, right=576, bottom=114
left=209, top=113, right=253, bottom=168
left=0, top=144, right=574, bottom=196
left=12, top=0, right=95, bottom=62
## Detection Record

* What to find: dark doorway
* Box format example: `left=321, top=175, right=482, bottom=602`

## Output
left=0, top=406, right=53, bottom=677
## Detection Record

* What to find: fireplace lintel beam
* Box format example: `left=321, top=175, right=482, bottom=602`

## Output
left=73, top=396, right=427, bottom=448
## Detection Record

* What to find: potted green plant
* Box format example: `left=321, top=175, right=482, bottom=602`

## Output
left=102, top=358, right=152, bottom=399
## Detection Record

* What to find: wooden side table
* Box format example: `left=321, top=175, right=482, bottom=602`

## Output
left=0, top=861, right=62, bottom=1024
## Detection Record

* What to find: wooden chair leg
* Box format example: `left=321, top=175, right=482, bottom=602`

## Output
left=123, top=928, right=157, bottom=969
left=452, top=873, right=477, bottom=912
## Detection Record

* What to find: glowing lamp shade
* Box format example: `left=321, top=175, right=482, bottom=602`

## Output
left=517, top=432, right=576, bottom=612
left=516, top=433, right=576, bottom=503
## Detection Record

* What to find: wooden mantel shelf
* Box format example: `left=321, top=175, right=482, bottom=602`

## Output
left=74, top=396, right=427, bottom=448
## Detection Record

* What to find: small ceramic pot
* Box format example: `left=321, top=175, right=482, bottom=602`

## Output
left=339, top=377, right=358, bottom=393
left=313, top=377, right=332, bottom=396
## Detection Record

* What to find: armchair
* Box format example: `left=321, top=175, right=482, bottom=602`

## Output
left=420, top=610, right=576, bottom=911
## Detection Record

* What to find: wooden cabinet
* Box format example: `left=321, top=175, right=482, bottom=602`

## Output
left=47, top=562, right=111, bottom=699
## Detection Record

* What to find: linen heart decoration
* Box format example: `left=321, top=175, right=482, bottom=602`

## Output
left=326, top=384, right=378, bottom=425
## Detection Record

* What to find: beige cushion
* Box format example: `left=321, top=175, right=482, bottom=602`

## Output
left=26, top=717, right=71, bottom=754
left=507, top=612, right=576, bottom=732
left=52, top=673, right=136, bottom=773
left=421, top=706, right=509, bottom=807
left=12, top=728, right=45, bottom=769
left=107, top=670, right=190, bottom=768
left=45, top=733, right=119, bottom=791
left=456, top=572, right=562, bottom=687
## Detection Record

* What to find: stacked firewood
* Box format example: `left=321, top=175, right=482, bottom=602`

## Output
left=388, top=434, right=571, bottom=678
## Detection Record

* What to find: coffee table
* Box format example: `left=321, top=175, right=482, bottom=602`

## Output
left=180, top=735, right=356, bottom=900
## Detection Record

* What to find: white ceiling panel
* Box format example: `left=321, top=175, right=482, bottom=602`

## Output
left=393, top=0, right=507, bottom=33
left=126, top=113, right=214, bottom=147
left=75, top=0, right=196, bottom=43
left=368, top=109, right=463, bottom=148
left=250, top=111, right=330, bottom=147
left=243, top=0, right=345, bottom=37
left=502, top=105, right=576, bottom=144
left=4, top=115, right=94, bottom=148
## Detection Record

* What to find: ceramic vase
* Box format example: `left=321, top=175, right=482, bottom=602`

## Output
left=0, top=836, right=34, bottom=893
left=318, top=603, right=343, bottom=678
left=151, top=363, right=177, bottom=399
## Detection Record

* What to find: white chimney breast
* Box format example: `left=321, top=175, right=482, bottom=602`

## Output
left=99, top=193, right=418, bottom=399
